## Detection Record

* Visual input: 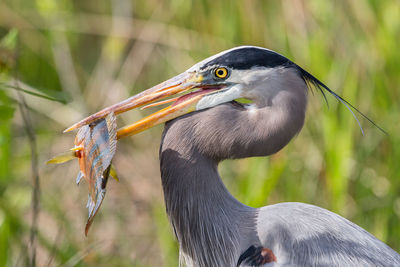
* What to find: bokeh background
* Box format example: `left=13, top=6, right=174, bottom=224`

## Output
left=0, top=0, right=399, bottom=266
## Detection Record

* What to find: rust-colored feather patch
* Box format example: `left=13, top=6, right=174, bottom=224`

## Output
left=237, top=245, right=277, bottom=266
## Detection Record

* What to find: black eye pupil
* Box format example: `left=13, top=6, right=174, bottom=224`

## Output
left=218, top=70, right=223, bottom=75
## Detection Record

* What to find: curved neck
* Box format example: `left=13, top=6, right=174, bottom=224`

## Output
left=159, top=75, right=307, bottom=266
left=160, top=139, right=257, bottom=267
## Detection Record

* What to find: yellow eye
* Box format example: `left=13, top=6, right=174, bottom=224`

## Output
left=214, top=67, right=228, bottom=79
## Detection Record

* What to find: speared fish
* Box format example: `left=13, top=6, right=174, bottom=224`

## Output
left=48, top=113, right=118, bottom=235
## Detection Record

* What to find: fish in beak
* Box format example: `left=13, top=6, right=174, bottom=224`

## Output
left=49, top=69, right=239, bottom=235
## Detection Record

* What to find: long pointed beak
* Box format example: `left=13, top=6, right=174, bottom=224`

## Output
left=64, top=71, right=221, bottom=138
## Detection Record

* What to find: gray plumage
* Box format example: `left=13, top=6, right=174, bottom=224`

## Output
left=158, top=46, right=399, bottom=266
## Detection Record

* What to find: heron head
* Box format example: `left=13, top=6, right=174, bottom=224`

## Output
left=64, top=46, right=381, bottom=138
left=190, top=46, right=309, bottom=110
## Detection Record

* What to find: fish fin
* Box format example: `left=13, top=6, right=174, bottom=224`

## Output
left=76, top=171, right=84, bottom=185
left=71, top=145, right=83, bottom=152
left=110, top=166, right=119, bottom=182
left=47, top=151, right=76, bottom=164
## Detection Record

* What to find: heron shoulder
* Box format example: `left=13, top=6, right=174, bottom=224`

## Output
left=255, top=202, right=400, bottom=266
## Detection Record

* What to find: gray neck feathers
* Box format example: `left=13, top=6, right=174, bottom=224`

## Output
left=160, top=143, right=257, bottom=267
left=159, top=73, right=308, bottom=266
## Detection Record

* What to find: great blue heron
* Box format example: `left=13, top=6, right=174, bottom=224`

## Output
left=66, top=46, right=399, bottom=266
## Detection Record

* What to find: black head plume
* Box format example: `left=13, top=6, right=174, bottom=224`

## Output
left=296, top=66, right=387, bottom=135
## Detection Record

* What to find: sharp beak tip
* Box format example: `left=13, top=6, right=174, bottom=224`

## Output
left=64, top=121, right=85, bottom=133
left=63, top=126, right=77, bottom=133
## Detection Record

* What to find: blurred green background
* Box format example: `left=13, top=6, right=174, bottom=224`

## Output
left=0, top=0, right=399, bottom=266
